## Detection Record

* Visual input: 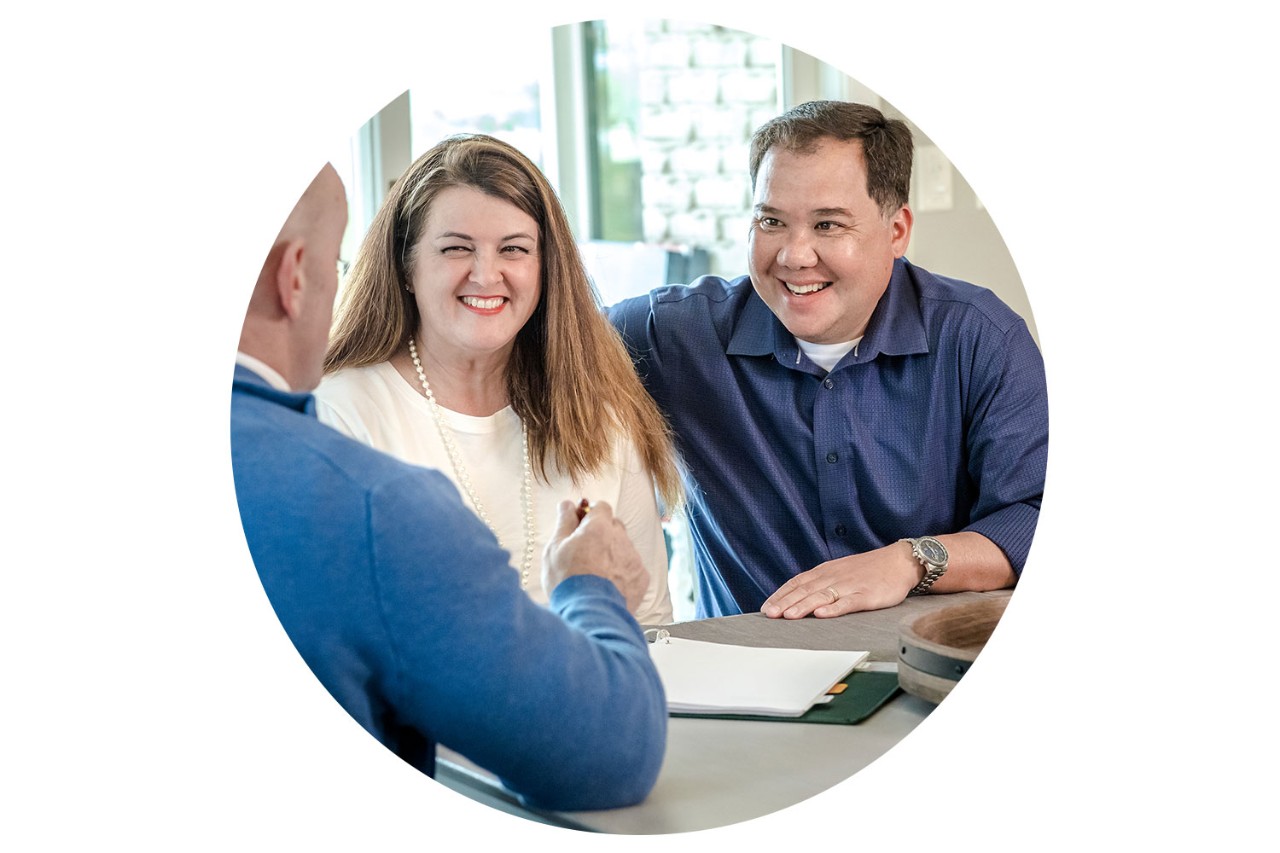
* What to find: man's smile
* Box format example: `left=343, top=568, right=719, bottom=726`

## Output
left=782, top=280, right=832, bottom=295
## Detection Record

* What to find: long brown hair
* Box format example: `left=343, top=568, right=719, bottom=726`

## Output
left=325, top=134, right=681, bottom=506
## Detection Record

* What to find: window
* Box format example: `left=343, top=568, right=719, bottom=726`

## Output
left=330, top=20, right=1031, bottom=622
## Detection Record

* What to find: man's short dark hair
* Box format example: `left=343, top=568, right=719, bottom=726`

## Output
left=749, top=100, right=914, bottom=217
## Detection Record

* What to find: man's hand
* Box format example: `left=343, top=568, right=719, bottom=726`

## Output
left=760, top=541, right=919, bottom=619
left=543, top=500, right=649, bottom=614
left=760, top=532, right=1018, bottom=618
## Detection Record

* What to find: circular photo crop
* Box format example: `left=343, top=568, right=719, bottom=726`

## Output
left=231, top=16, right=1045, bottom=834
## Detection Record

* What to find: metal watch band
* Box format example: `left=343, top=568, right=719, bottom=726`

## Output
left=902, top=536, right=948, bottom=596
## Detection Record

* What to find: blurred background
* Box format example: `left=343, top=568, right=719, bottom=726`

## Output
left=329, top=18, right=1037, bottom=621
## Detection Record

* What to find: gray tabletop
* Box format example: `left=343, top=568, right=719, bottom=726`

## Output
left=662, top=590, right=1010, bottom=659
left=436, top=590, right=1012, bottom=833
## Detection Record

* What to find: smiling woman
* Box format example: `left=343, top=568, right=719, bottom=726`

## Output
left=315, top=134, right=682, bottom=626
left=211, top=13, right=1056, bottom=838
left=409, top=185, right=543, bottom=374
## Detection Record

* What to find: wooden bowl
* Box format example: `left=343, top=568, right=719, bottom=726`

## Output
left=897, top=596, right=1010, bottom=704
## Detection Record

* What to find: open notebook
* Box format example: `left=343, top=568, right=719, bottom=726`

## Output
left=649, top=636, right=869, bottom=717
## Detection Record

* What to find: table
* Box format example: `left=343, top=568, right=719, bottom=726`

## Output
left=437, top=590, right=1013, bottom=833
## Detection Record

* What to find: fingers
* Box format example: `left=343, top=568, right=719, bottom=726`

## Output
left=760, top=583, right=793, bottom=618
left=761, top=575, right=822, bottom=619
left=580, top=500, right=615, bottom=526
left=549, top=499, right=581, bottom=543
left=573, top=501, right=643, bottom=611
left=763, top=584, right=845, bottom=619
left=812, top=587, right=851, bottom=618
left=763, top=547, right=918, bottom=619
left=546, top=499, right=621, bottom=557
left=762, top=568, right=858, bottom=620
left=547, top=500, right=619, bottom=562
left=543, top=500, right=623, bottom=599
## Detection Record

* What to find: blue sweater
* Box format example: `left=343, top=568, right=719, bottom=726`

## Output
left=230, top=365, right=666, bottom=810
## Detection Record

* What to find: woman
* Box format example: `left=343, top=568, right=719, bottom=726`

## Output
left=316, top=134, right=681, bottom=625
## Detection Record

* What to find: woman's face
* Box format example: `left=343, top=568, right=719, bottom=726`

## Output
left=409, top=184, right=542, bottom=365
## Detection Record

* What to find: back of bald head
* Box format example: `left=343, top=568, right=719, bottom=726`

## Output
left=277, top=163, right=346, bottom=246
left=250, top=164, right=346, bottom=306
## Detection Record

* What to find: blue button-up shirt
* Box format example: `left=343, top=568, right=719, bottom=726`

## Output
left=609, top=258, right=1048, bottom=617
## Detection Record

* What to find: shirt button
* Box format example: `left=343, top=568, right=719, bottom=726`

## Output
left=826, top=452, right=839, bottom=464
left=834, top=524, right=847, bottom=537
left=823, top=378, right=835, bottom=389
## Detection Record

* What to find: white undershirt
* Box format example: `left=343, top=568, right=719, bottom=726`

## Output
left=795, top=337, right=861, bottom=373
left=236, top=352, right=291, bottom=391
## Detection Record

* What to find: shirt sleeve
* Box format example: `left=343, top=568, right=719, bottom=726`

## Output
left=960, top=319, right=1049, bottom=575
left=609, top=297, right=678, bottom=624
left=314, top=382, right=376, bottom=446
left=365, top=468, right=667, bottom=811
left=608, top=294, right=661, bottom=385
left=611, top=438, right=674, bottom=626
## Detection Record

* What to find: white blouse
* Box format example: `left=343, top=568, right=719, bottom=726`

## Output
left=315, top=361, right=673, bottom=625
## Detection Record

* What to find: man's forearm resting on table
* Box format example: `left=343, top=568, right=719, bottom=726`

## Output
left=927, top=532, right=1018, bottom=594
left=761, top=532, right=1015, bottom=619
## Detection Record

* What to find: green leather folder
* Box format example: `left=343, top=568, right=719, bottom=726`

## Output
left=669, top=669, right=901, bottom=725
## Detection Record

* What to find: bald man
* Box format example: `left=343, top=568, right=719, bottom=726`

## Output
left=231, top=165, right=666, bottom=811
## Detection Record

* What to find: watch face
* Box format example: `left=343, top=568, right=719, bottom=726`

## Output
left=918, top=538, right=947, bottom=565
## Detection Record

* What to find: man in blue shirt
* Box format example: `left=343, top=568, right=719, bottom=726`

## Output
left=610, top=101, right=1048, bottom=619
left=232, top=164, right=665, bottom=810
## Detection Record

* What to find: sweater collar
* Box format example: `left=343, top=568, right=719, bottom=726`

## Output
left=233, top=362, right=316, bottom=416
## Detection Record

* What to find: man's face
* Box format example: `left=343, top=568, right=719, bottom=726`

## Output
left=748, top=138, right=912, bottom=345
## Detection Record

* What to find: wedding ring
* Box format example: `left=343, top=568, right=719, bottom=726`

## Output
left=825, top=586, right=840, bottom=604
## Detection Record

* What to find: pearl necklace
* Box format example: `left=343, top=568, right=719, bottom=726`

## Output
left=408, top=336, right=536, bottom=589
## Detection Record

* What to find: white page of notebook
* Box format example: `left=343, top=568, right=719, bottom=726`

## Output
left=649, top=637, right=869, bottom=717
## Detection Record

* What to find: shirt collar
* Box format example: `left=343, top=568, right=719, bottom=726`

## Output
left=235, top=351, right=292, bottom=392
left=233, top=357, right=316, bottom=417
left=726, top=281, right=789, bottom=358
left=726, top=259, right=929, bottom=368
left=860, top=258, right=929, bottom=359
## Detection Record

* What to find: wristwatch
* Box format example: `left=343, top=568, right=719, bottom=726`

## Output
left=901, top=536, right=948, bottom=595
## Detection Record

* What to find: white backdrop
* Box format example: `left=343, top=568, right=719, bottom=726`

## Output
left=4, top=1, right=1274, bottom=850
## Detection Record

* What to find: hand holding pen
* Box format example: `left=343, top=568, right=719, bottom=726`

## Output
left=544, top=499, right=648, bottom=615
